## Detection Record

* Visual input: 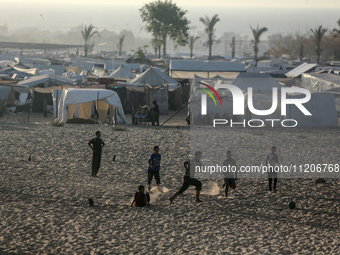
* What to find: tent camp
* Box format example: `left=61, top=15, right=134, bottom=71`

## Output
left=285, top=93, right=338, bottom=127
left=56, top=88, right=127, bottom=125
left=170, top=60, right=245, bottom=79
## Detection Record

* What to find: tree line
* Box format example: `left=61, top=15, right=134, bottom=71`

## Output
left=81, top=0, right=340, bottom=64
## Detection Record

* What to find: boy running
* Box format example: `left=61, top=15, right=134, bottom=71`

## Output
left=169, top=151, right=203, bottom=203
left=222, top=150, right=237, bottom=198
left=266, top=146, right=279, bottom=192
left=88, top=131, right=105, bottom=177
left=148, top=146, right=161, bottom=191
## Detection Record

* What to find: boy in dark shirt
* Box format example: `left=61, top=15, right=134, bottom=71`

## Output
left=169, top=151, right=203, bottom=203
left=148, top=146, right=161, bottom=190
left=88, top=131, right=105, bottom=177
left=131, top=185, right=150, bottom=207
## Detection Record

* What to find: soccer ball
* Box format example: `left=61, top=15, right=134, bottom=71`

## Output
left=288, top=201, right=296, bottom=209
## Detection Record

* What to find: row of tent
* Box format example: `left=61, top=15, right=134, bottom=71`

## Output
left=0, top=54, right=339, bottom=127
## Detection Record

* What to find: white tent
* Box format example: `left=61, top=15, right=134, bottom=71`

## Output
left=301, top=73, right=340, bottom=93
left=120, top=67, right=180, bottom=114
left=108, top=65, right=136, bottom=80
left=285, top=93, right=338, bottom=127
left=128, top=66, right=179, bottom=87
left=231, top=73, right=284, bottom=123
left=57, top=88, right=127, bottom=124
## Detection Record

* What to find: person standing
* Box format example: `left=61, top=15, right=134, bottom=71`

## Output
left=88, top=131, right=105, bottom=177
left=148, top=146, right=161, bottom=190
left=266, top=146, right=279, bottom=192
left=151, top=100, right=159, bottom=126
left=222, top=150, right=237, bottom=198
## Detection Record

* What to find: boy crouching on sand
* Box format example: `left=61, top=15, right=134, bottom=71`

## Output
left=169, top=151, right=203, bottom=203
left=131, top=185, right=150, bottom=207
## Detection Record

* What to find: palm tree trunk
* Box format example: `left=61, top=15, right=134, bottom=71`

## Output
left=163, top=39, right=167, bottom=57
left=254, top=44, right=258, bottom=67
left=208, top=42, right=212, bottom=60
left=84, top=42, right=88, bottom=57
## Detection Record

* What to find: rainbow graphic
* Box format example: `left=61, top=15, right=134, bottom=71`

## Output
left=198, top=82, right=223, bottom=106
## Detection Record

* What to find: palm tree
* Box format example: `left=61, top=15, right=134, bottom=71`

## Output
left=250, top=25, right=268, bottom=66
left=311, top=25, right=327, bottom=64
left=189, top=35, right=199, bottom=58
left=81, top=24, right=98, bottom=57
left=333, top=18, right=340, bottom=35
left=299, top=42, right=304, bottom=61
left=230, top=36, right=236, bottom=59
left=117, top=34, right=125, bottom=56
left=199, top=14, right=220, bottom=60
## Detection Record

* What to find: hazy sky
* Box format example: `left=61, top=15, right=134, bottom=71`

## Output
left=1, top=0, right=340, bottom=38
left=5, top=0, right=340, bottom=8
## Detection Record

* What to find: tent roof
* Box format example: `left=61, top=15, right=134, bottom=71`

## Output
left=60, top=88, right=119, bottom=104
left=170, top=60, right=245, bottom=72
left=17, top=74, right=50, bottom=87
left=303, top=73, right=340, bottom=85
left=34, top=85, right=79, bottom=94
left=231, top=73, right=283, bottom=92
left=108, top=65, right=136, bottom=79
left=129, top=66, right=179, bottom=86
left=285, top=62, right=317, bottom=77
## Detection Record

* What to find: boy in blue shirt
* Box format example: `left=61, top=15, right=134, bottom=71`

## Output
left=148, top=146, right=161, bottom=191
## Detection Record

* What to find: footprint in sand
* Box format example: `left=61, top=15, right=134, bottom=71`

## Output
left=150, top=186, right=169, bottom=193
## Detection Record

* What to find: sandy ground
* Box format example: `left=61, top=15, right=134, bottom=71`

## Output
left=0, top=113, right=340, bottom=254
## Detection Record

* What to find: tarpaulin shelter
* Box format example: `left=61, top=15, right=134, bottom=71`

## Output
left=56, top=88, right=127, bottom=124
left=301, top=73, right=340, bottom=93
left=120, top=67, right=180, bottom=114
left=33, top=86, right=78, bottom=112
